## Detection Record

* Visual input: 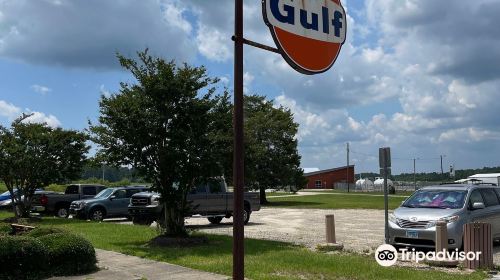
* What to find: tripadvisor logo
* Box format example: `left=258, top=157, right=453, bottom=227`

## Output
left=374, top=244, right=482, bottom=266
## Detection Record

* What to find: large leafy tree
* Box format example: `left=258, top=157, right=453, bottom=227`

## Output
left=0, top=114, right=89, bottom=218
left=243, top=95, right=306, bottom=204
left=90, top=50, right=228, bottom=236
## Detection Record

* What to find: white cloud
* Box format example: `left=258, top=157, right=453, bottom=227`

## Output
left=0, top=100, right=60, bottom=127
left=195, top=24, right=231, bottom=62
left=0, top=0, right=197, bottom=69
left=23, top=111, right=61, bottom=128
left=99, top=85, right=111, bottom=97
left=243, top=72, right=254, bottom=94
left=0, top=100, right=21, bottom=119
left=30, top=84, right=51, bottom=95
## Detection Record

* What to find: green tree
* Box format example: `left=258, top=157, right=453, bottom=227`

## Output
left=0, top=114, right=89, bottom=218
left=244, top=95, right=306, bottom=204
left=90, top=50, right=228, bottom=236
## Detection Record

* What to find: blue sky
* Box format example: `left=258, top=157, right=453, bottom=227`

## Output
left=1, top=0, right=499, bottom=176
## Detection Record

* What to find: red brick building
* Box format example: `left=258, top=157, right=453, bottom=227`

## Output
left=304, top=165, right=355, bottom=189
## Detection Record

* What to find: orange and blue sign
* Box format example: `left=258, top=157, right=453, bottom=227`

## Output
left=263, top=0, right=347, bottom=75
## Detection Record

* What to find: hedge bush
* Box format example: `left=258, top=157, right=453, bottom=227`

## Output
left=0, top=223, right=11, bottom=236
left=38, top=233, right=97, bottom=276
left=0, top=236, right=48, bottom=280
left=26, top=227, right=67, bottom=238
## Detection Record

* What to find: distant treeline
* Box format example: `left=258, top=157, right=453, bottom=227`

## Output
left=81, top=164, right=145, bottom=183
left=356, top=166, right=500, bottom=182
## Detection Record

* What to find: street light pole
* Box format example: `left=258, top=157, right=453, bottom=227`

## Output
left=413, top=158, right=419, bottom=189
left=440, top=155, right=446, bottom=175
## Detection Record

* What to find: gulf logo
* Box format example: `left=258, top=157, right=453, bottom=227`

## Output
left=262, top=0, right=347, bottom=75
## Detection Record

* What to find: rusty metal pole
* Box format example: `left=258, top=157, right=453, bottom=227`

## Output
left=233, top=0, right=244, bottom=279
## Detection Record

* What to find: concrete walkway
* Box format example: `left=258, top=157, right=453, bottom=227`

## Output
left=50, top=249, right=229, bottom=280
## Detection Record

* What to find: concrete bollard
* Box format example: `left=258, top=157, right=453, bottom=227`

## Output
left=317, top=214, right=343, bottom=252
left=435, top=220, right=448, bottom=252
left=326, top=214, right=336, bottom=243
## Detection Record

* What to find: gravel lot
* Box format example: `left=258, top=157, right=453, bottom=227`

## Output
left=186, top=207, right=500, bottom=265
left=186, top=207, right=385, bottom=252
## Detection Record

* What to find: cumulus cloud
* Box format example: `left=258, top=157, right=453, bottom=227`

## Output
left=0, top=0, right=197, bottom=69
left=23, top=111, right=61, bottom=128
left=99, top=85, right=111, bottom=97
left=0, top=100, right=21, bottom=119
left=1, top=0, right=499, bottom=172
left=0, top=100, right=61, bottom=127
left=30, top=84, right=51, bottom=95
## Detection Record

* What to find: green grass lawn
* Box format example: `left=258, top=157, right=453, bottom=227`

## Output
left=267, top=193, right=407, bottom=210
left=300, top=189, right=415, bottom=196
left=265, top=192, right=297, bottom=197
left=0, top=211, right=486, bottom=280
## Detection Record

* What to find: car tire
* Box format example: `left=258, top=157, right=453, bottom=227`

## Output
left=132, top=216, right=153, bottom=226
left=208, top=216, right=223, bottom=224
left=55, top=206, right=69, bottom=218
left=89, top=208, right=105, bottom=222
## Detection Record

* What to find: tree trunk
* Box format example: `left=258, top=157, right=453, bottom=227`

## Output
left=162, top=205, right=187, bottom=237
left=260, top=187, right=268, bottom=205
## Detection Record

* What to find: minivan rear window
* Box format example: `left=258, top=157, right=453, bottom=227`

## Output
left=403, top=190, right=467, bottom=209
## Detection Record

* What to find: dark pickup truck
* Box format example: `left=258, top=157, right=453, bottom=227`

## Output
left=32, top=184, right=106, bottom=218
left=128, top=178, right=260, bottom=226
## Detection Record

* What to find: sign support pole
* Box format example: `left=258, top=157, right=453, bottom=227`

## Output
left=233, top=0, right=245, bottom=279
left=379, top=147, right=390, bottom=244
left=383, top=155, right=389, bottom=244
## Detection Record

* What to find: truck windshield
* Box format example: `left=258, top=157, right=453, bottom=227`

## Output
left=403, top=190, right=467, bottom=209
left=94, top=188, right=113, bottom=199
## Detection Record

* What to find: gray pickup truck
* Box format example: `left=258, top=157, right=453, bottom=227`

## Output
left=128, top=178, right=260, bottom=226
left=32, top=184, right=106, bottom=218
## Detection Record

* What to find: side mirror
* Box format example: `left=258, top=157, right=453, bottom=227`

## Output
left=472, top=202, right=485, bottom=210
left=110, top=195, right=116, bottom=200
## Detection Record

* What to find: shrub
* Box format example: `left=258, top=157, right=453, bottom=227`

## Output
left=26, top=227, right=67, bottom=238
left=38, top=233, right=97, bottom=276
left=0, top=223, right=11, bottom=236
left=0, top=236, right=48, bottom=280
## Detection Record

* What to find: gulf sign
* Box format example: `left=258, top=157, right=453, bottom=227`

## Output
left=263, top=0, right=347, bottom=75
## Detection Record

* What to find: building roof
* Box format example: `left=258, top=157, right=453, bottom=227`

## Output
left=302, top=167, right=320, bottom=173
left=304, top=165, right=354, bottom=176
left=469, top=173, right=500, bottom=178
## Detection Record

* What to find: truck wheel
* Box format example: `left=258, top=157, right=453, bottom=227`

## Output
left=89, top=208, right=105, bottom=222
left=208, top=217, right=223, bottom=224
left=132, top=216, right=153, bottom=226
left=56, top=206, right=69, bottom=218
left=243, top=208, right=251, bottom=225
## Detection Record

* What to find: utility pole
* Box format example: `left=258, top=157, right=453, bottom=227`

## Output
left=346, top=142, right=350, bottom=193
left=440, top=155, right=446, bottom=175
left=102, top=164, right=105, bottom=183
left=413, top=158, right=418, bottom=189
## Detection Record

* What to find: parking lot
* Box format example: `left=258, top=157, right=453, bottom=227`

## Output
left=186, top=207, right=384, bottom=252
left=184, top=207, right=500, bottom=265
